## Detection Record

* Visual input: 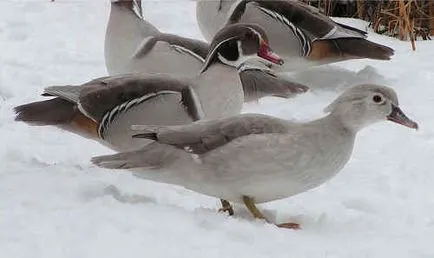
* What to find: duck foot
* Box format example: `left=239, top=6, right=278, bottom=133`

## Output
left=277, top=222, right=301, bottom=230
left=242, top=195, right=301, bottom=229
left=218, top=199, right=234, bottom=216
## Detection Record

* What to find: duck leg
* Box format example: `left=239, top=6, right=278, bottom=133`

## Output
left=242, top=196, right=267, bottom=220
left=218, top=199, right=234, bottom=215
left=242, top=196, right=301, bottom=230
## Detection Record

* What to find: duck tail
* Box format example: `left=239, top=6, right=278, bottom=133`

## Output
left=14, top=97, right=98, bottom=138
left=309, top=38, right=394, bottom=61
left=91, top=142, right=177, bottom=170
left=14, top=97, right=76, bottom=126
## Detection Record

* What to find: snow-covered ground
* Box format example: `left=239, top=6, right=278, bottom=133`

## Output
left=1, top=1, right=434, bottom=257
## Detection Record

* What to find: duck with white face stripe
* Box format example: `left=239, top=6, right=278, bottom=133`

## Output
left=196, top=0, right=395, bottom=72
left=17, top=22, right=303, bottom=216
left=104, top=0, right=308, bottom=102
left=200, top=23, right=283, bottom=72
left=15, top=23, right=292, bottom=151
left=206, top=24, right=284, bottom=72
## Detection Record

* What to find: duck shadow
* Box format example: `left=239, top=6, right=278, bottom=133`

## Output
left=81, top=184, right=156, bottom=204
left=81, top=185, right=306, bottom=227
left=280, top=64, right=392, bottom=92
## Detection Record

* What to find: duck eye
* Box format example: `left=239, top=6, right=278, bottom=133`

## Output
left=372, top=95, right=383, bottom=103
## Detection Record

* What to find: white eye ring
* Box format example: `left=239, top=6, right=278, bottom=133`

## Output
left=372, top=94, right=385, bottom=104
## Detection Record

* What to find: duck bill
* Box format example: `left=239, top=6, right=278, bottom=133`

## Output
left=257, top=39, right=284, bottom=66
left=387, top=105, right=418, bottom=130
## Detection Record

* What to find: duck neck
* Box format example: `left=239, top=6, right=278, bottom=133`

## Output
left=310, top=112, right=356, bottom=138
left=328, top=105, right=375, bottom=134
left=199, top=62, right=239, bottom=80
left=105, top=1, right=159, bottom=74
left=290, top=112, right=356, bottom=192
left=107, top=1, right=147, bottom=34
left=195, top=62, right=244, bottom=119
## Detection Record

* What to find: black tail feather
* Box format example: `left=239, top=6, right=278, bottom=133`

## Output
left=14, top=97, right=76, bottom=125
left=334, top=38, right=395, bottom=60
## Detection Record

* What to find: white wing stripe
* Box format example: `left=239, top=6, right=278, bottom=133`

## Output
left=171, top=45, right=205, bottom=63
left=98, top=91, right=179, bottom=139
left=258, top=7, right=311, bottom=56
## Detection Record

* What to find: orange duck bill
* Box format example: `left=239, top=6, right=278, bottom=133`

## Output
left=257, top=39, right=284, bottom=66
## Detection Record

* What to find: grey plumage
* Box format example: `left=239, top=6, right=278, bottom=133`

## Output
left=43, top=85, right=82, bottom=103
left=105, top=0, right=208, bottom=76
left=92, top=142, right=178, bottom=170
left=132, top=34, right=209, bottom=62
left=74, top=75, right=192, bottom=123
left=92, top=85, right=418, bottom=207
left=239, top=69, right=309, bottom=101
left=131, top=114, right=289, bottom=154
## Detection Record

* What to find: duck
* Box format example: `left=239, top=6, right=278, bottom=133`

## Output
left=91, top=84, right=418, bottom=229
left=105, top=0, right=308, bottom=99
left=105, top=0, right=207, bottom=76
left=15, top=23, right=307, bottom=152
left=195, top=0, right=394, bottom=72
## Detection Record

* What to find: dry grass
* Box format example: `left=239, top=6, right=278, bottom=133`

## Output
left=303, top=0, right=434, bottom=50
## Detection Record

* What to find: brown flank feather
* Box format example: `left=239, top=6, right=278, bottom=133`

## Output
left=69, top=112, right=98, bottom=137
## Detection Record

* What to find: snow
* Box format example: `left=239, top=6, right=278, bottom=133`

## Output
left=1, top=1, right=433, bottom=257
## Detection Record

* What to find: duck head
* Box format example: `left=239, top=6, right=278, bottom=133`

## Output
left=111, top=0, right=143, bottom=18
left=324, top=84, right=418, bottom=132
left=200, top=23, right=284, bottom=73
